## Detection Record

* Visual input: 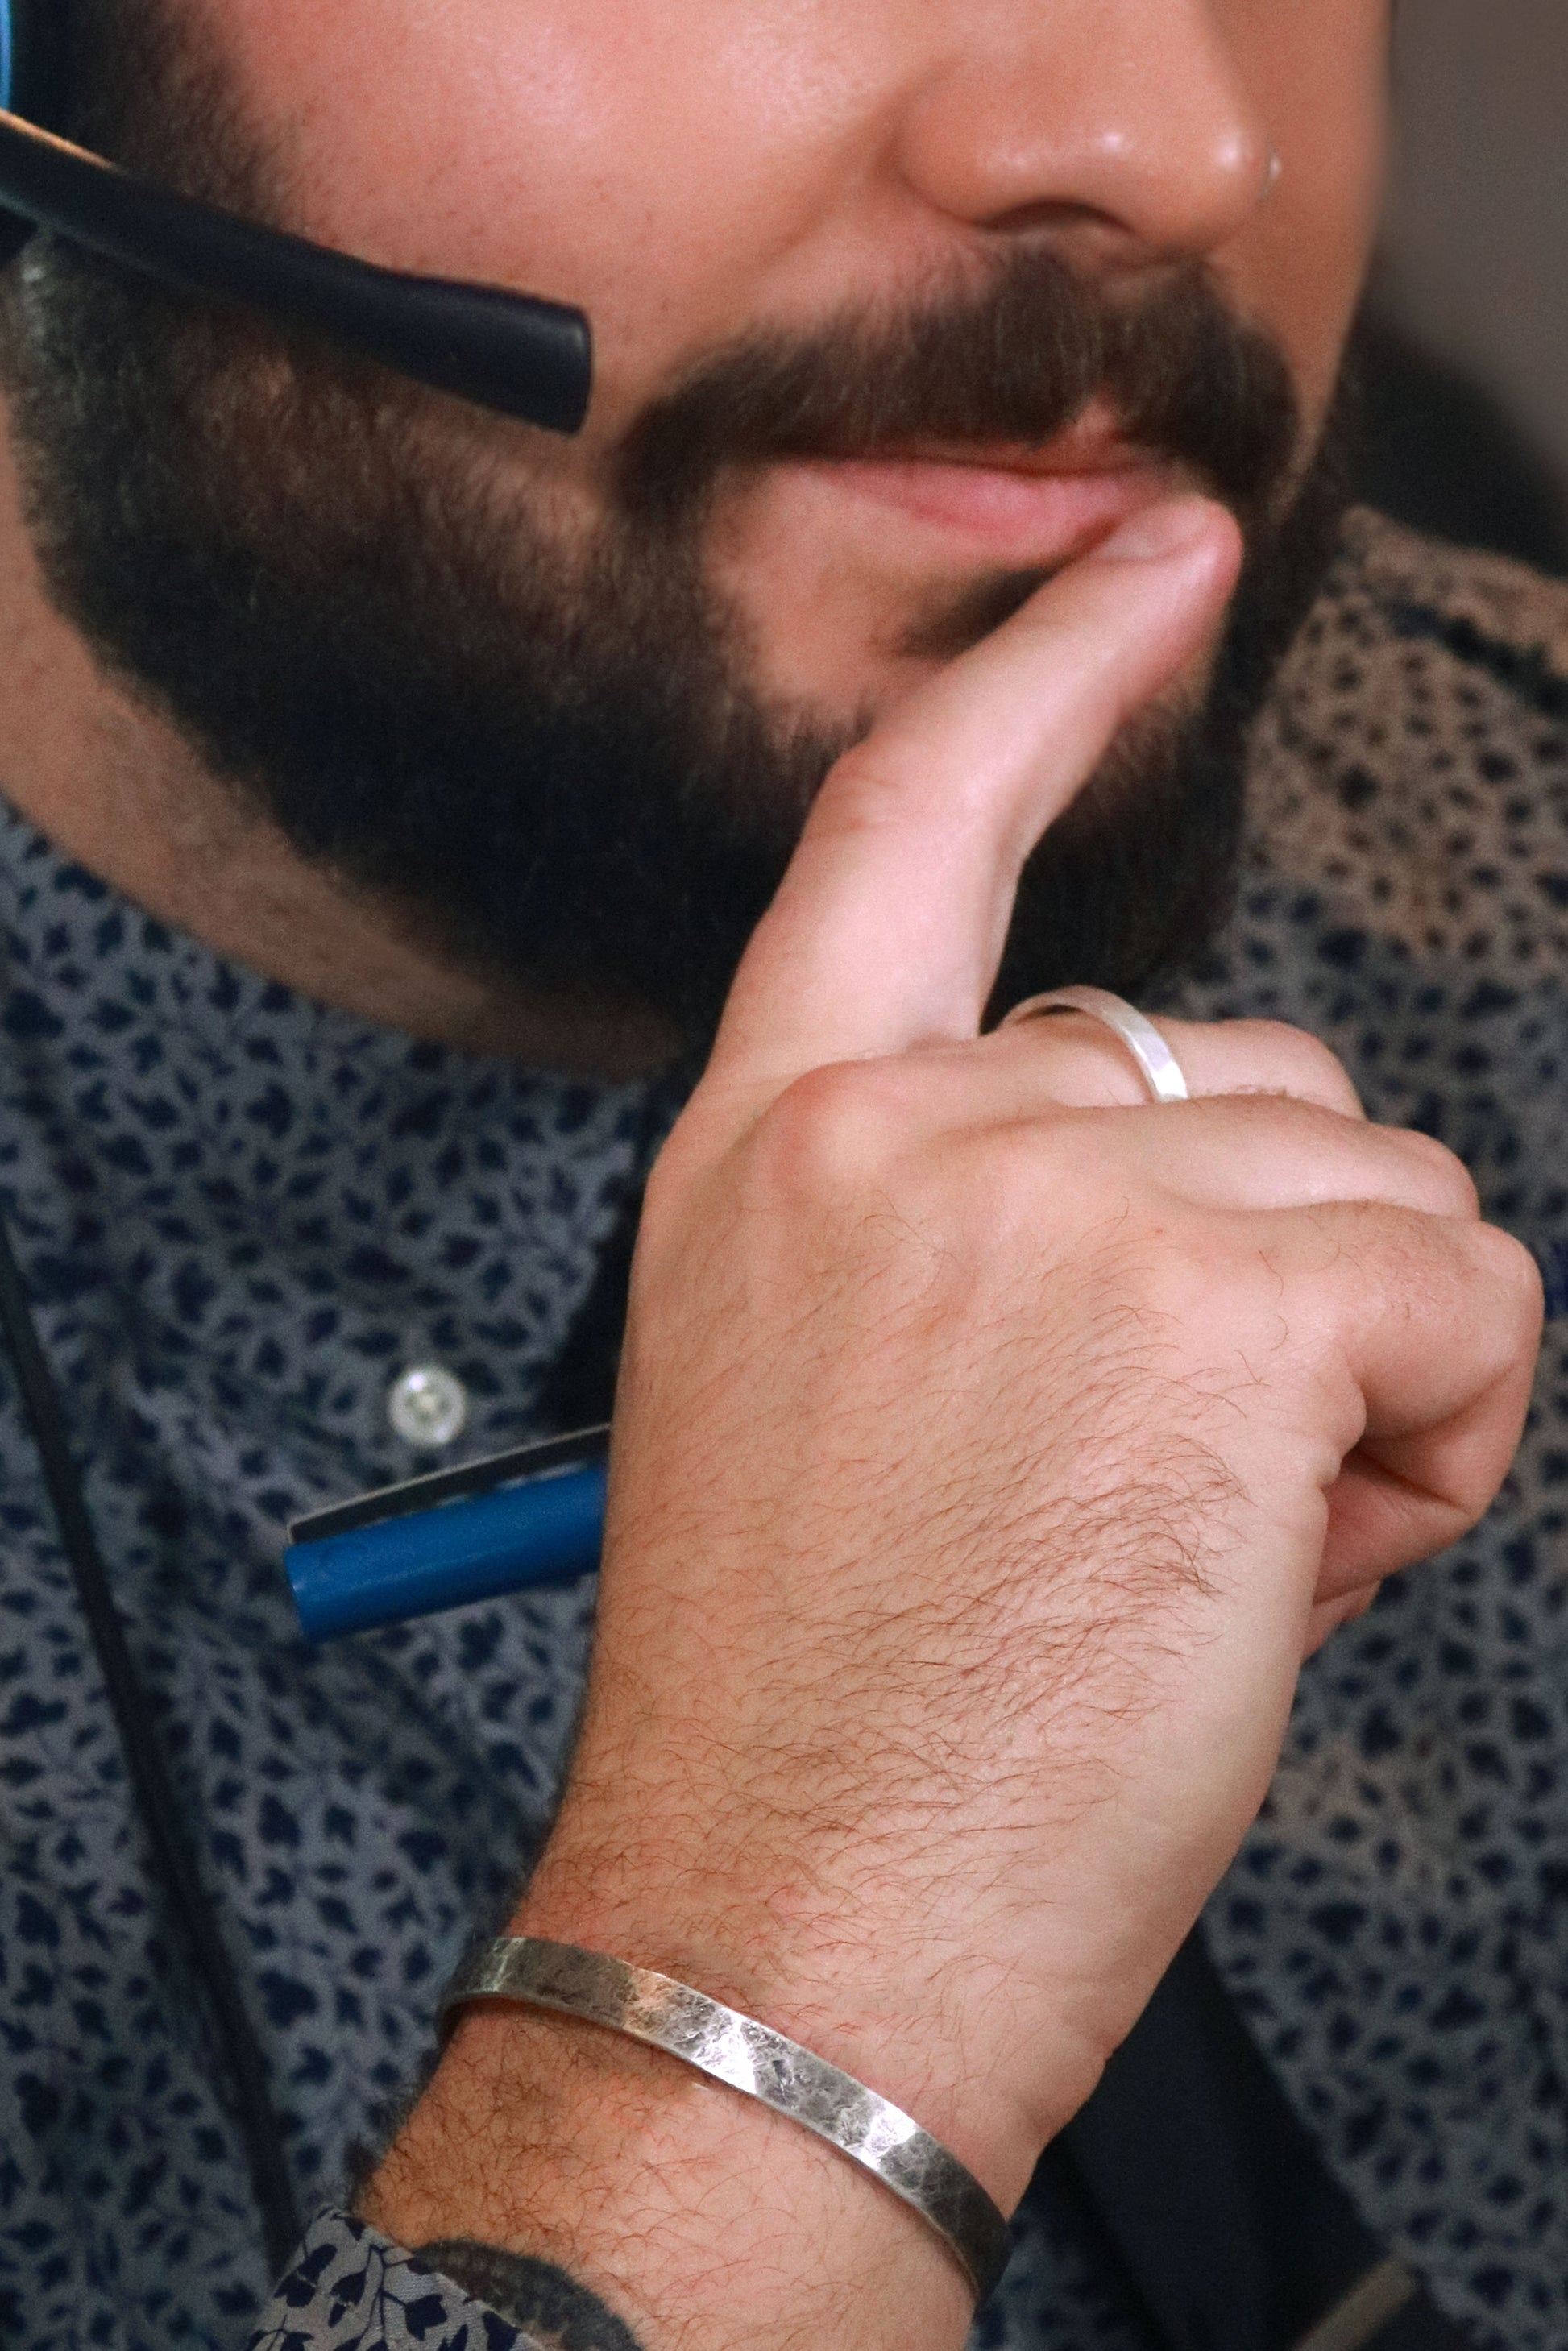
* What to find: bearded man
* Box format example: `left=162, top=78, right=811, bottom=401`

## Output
left=0, top=3, right=1558, bottom=2349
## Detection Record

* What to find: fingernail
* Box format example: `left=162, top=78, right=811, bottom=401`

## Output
left=1097, top=497, right=1221, bottom=565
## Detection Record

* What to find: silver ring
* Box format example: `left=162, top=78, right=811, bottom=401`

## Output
left=1001, top=985, right=1188, bottom=1104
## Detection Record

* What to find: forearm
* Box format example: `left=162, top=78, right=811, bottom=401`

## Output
left=357, top=1570, right=1114, bottom=2351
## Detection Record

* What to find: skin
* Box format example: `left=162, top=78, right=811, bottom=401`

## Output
left=224, top=0, right=1383, bottom=715
left=366, top=502, right=1540, bottom=2349
left=0, top=0, right=1387, bottom=1055
left=0, top=3, right=1544, bottom=2345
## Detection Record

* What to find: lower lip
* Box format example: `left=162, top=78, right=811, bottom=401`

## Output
left=791, top=455, right=1176, bottom=567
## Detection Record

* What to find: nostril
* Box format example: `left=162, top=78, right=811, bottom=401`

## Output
left=978, top=198, right=1123, bottom=240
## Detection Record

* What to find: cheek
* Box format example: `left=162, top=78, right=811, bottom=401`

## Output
left=207, top=0, right=886, bottom=438
left=1219, top=1, right=1390, bottom=437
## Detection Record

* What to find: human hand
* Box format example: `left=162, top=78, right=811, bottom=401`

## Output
left=523, top=496, right=1540, bottom=2198
left=371, top=501, right=1539, bottom=2348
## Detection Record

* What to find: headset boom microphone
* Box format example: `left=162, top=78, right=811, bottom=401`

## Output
left=0, top=2, right=592, bottom=433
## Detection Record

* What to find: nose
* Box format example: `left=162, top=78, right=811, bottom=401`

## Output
left=892, top=0, right=1274, bottom=273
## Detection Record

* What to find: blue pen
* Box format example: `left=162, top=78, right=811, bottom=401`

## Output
left=285, top=1422, right=611, bottom=1641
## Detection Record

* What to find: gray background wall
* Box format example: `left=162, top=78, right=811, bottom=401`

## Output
left=1375, top=0, right=1568, bottom=495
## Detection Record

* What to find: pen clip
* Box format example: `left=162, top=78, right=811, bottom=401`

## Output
left=287, top=1420, right=612, bottom=1549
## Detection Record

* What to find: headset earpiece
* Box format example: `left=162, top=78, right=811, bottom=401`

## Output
left=0, top=0, right=591, bottom=430
left=2, top=0, right=71, bottom=126
left=2, top=0, right=74, bottom=264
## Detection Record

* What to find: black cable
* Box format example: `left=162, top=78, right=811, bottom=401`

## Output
left=0, top=1200, right=302, bottom=2276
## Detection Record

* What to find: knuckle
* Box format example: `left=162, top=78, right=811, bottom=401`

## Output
left=1334, top=1209, right=1542, bottom=1379
left=1465, top=1221, right=1545, bottom=1342
left=1225, top=1019, right=1364, bottom=1114
left=1383, top=1126, right=1481, bottom=1219
left=749, top=1057, right=918, bottom=1209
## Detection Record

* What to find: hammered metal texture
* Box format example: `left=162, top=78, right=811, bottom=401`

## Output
left=443, top=1937, right=1010, bottom=2300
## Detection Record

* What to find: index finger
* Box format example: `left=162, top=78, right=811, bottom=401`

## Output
left=708, top=495, right=1242, bottom=1102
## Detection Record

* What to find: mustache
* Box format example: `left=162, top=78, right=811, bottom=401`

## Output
left=618, top=247, right=1301, bottom=530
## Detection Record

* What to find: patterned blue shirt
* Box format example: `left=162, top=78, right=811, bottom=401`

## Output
left=3, top=515, right=1568, bottom=2351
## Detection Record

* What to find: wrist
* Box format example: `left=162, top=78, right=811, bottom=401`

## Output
left=512, top=1824, right=1105, bottom=2212
left=367, top=1993, right=977, bottom=2351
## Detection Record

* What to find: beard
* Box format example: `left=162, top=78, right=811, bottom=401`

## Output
left=0, top=2, right=1352, bottom=1052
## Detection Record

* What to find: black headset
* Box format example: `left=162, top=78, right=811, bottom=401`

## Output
left=0, top=0, right=592, bottom=432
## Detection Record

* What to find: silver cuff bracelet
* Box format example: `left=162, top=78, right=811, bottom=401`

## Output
left=441, top=1936, right=1011, bottom=2305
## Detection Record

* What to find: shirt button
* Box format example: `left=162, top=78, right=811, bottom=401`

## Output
left=387, top=1363, right=469, bottom=1448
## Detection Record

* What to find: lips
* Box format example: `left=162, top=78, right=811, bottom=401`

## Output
left=781, top=414, right=1188, bottom=570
